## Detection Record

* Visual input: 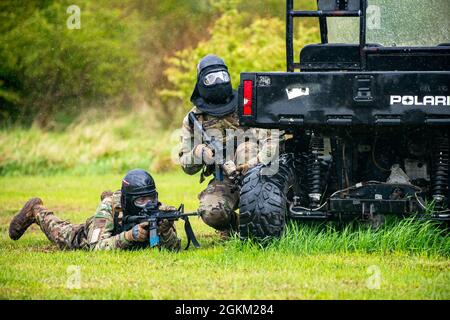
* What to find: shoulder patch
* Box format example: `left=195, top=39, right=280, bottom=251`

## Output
left=90, top=228, right=101, bottom=244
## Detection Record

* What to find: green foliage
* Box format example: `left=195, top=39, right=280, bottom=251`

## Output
left=0, top=0, right=143, bottom=126
left=160, top=8, right=320, bottom=123
left=0, top=0, right=295, bottom=127
left=0, top=0, right=322, bottom=175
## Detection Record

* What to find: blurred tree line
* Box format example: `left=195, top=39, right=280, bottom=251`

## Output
left=0, top=0, right=317, bottom=129
left=162, top=3, right=319, bottom=122
left=0, top=0, right=213, bottom=127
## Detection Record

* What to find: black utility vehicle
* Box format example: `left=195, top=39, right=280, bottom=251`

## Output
left=238, top=0, right=450, bottom=239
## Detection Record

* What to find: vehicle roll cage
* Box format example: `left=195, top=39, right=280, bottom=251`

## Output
left=286, top=0, right=449, bottom=72
left=286, top=0, right=367, bottom=72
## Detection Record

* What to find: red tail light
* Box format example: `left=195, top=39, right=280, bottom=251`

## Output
left=243, top=80, right=253, bottom=116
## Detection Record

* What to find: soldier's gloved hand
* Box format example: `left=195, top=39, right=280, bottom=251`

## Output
left=157, top=219, right=174, bottom=235
left=223, top=160, right=239, bottom=180
left=193, top=144, right=215, bottom=165
left=158, top=219, right=181, bottom=251
left=125, top=222, right=149, bottom=242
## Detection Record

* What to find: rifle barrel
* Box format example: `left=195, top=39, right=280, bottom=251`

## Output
left=124, top=212, right=199, bottom=223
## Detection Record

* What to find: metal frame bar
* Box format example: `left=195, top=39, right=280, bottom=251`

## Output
left=286, top=0, right=295, bottom=72
left=286, top=0, right=367, bottom=72
left=359, top=0, right=367, bottom=70
left=290, top=10, right=360, bottom=17
left=318, top=0, right=329, bottom=44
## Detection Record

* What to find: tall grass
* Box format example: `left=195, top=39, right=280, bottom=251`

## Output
left=0, top=108, right=180, bottom=176
left=231, top=218, right=449, bottom=257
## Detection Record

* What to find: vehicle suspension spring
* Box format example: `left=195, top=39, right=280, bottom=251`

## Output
left=308, top=134, right=324, bottom=207
left=294, top=152, right=309, bottom=205
left=431, top=134, right=449, bottom=205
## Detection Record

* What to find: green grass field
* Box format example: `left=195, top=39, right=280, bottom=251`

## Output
left=0, top=171, right=449, bottom=299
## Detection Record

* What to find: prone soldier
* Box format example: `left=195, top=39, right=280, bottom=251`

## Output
left=9, top=169, right=181, bottom=251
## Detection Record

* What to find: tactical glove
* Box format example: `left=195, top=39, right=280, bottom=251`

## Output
left=157, top=219, right=174, bottom=235
left=158, top=219, right=181, bottom=251
left=124, top=222, right=149, bottom=242
left=223, top=160, right=240, bottom=180
left=223, top=160, right=236, bottom=175
left=193, top=144, right=215, bottom=165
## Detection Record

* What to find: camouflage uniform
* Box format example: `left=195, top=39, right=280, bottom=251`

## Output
left=179, top=106, right=282, bottom=231
left=34, top=190, right=181, bottom=251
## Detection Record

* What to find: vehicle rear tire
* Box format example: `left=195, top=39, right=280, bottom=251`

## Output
left=239, top=154, right=295, bottom=240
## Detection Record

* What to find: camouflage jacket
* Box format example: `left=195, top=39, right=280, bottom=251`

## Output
left=85, top=190, right=180, bottom=251
left=179, top=106, right=283, bottom=178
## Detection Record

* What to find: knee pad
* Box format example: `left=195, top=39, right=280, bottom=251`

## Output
left=200, top=207, right=233, bottom=231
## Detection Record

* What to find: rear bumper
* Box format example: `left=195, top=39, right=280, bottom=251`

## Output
left=239, top=71, right=450, bottom=129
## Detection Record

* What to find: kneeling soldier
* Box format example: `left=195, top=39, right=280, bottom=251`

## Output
left=9, top=169, right=181, bottom=251
left=179, top=54, right=281, bottom=239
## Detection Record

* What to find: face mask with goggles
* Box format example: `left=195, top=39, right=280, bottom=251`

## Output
left=203, top=71, right=230, bottom=86
left=133, top=193, right=158, bottom=209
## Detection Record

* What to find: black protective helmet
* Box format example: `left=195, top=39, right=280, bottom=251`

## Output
left=120, top=169, right=157, bottom=216
left=190, top=54, right=237, bottom=117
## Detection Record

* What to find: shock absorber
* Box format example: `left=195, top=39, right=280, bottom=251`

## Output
left=308, top=133, right=324, bottom=207
left=293, top=152, right=308, bottom=205
left=431, top=133, right=449, bottom=207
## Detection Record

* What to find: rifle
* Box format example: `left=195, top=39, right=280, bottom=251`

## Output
left=122, top=203, right=200, bottom=250
left=188, top=111, right=225, bottom=181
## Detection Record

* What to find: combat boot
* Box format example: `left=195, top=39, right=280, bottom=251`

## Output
left=9, top=197, right=43, bottom=240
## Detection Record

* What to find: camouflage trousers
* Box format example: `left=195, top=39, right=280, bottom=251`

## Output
left=198, top=177, right=239, bottom=231
left=35, top=209, right=89, bottom=250
left=34, top=208, right=181, bottom=251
